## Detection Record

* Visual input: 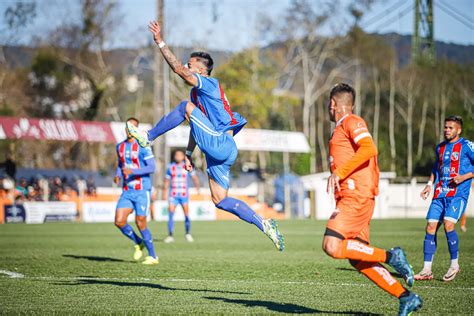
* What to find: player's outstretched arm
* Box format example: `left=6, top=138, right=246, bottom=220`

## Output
left=148, top=21, right=198, bottom=86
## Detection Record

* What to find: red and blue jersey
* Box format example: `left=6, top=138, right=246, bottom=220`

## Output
left=190, top=73, right=247, bottom=135
left=166, top=162, right=195, bottom=198
left=116, top=140, right=155, bottom=191
left=432, top=138, right=474, bottom=200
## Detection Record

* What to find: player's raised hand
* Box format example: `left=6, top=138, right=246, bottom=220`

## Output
left=185, top=155, right=194, bottom=172
left=148, top=20, right=162, bottom=43
left=420, top=185, right=431, bottom=200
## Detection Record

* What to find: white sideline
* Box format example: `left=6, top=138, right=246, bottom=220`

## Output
left=0, top=270, right=24, bottom=278
left=0, top=274, right=473, bottom=291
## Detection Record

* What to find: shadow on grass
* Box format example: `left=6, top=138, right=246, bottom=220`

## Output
left=63, top=254, right=132, bottom=263
left=204, top=297, right=381, bottom=315
left=54, top=278, right=249, bottom=295
left=337, top=267, right=403, bottom=279
left=205, top=297, right=382, bottom=315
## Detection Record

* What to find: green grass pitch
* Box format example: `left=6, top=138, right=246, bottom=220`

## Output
left=0, top=219, right=472, bottom=314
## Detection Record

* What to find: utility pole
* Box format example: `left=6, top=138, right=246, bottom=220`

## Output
left=153, top=0, right=166, bottom=190
left=412, top=0, right=435, bottom=65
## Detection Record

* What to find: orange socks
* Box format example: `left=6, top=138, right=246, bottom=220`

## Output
left=334, top=239, right=387, bottom=262
left=351, top=260, right=406, bottom=298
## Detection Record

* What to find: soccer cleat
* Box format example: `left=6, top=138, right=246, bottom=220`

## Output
left=398, top=292, right=422, bottom=316
left=442, top=266, right=460, bottom=282
left=133, top=242, right=145, bottom=261
left=164, top=236, right=175, bottom=243
left=126, top=121, right=151, bottom=147
left=263, top=219, right=285, bottom=252
left=387, top=247, right=415, bottom=287
left=414, top=268, right=433, bottom=281
left=142, top=256, right=159, bottom=265
left=185, top=234, right=194, bottom=242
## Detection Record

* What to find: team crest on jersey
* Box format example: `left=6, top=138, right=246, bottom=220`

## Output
left=451, top=152, right=459, bottom=161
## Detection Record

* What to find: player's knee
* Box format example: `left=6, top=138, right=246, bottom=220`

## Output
left=114, top=219, right=126, bottom=228
left=444, top=220, right=455, bottom=232
left=135, top=216, right=147, bottom=230
left=426, top=222, right=438, bottom=234
left=322, top=238, right=340, bottom=258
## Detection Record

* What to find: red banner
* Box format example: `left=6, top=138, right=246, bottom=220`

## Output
left=0, top=116, right=118, bottom=143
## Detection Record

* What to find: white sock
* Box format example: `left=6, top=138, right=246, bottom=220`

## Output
left=450, top=258, right=459, bottom=268
left=423, top=261, right=432, bottom=271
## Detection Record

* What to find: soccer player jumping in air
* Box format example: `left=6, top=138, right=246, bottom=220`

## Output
left=416, top=115, right=473, bottom=281
left=114, top=118, right=158, bottom=265
left=127, top=21, right=284, bottom=251
left=322, top=84, right=422, bottom=316
left=163, top=149, right=201, bottom=243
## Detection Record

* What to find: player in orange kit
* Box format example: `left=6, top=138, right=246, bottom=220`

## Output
left=322, top=83, right=422, bottom=316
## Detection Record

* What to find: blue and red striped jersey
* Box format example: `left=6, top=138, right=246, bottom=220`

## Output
left=116, top=140, right=154, bottom=191
left=165, top=162, right=195, bottom=198
left=432, top=137, right=474, bottom=199
left=190, top=73, right=247, bottom=135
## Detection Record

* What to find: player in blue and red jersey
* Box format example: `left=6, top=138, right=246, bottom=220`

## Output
left=163, top=149, right=200, bottom=243
left=416, top=115, right=473, bottom=281
left=114, top=117, right=158, bottom=265
left=127, top=20, right=284, bottom=251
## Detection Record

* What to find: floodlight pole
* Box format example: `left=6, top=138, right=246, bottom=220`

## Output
left=153, top=0, right=166, bottom=190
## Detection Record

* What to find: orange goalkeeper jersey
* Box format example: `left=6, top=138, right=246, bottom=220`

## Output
left=329, top=114, right=379, bottom=199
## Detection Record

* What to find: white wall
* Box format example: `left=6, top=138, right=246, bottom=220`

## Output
left=303, top=174, right=474, bottom=220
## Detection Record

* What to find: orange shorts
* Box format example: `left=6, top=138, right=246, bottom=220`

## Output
left=325, top=195, right=375, bottom=243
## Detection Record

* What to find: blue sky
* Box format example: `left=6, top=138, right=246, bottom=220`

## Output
left=1, top=0, right=473, bottom=50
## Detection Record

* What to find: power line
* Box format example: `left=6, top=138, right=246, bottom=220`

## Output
left=370, top=2, right=413, bottom=32
left=360, top=0, right=406, bottom=28
left=439, top=0, right=473, bottom=26
left=435, top=1, right=474, bottom=30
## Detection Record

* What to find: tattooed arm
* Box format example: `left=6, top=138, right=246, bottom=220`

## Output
left=148, top=21, right=198, bottom=86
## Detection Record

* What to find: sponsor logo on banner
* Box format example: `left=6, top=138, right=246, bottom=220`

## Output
left=82, top=202, right=140, bottom=223
left=4, top=205, right=26, bottom=223
left=24, top=202, right=77, bottom=224
left=153, top=200, right=216, bottom=222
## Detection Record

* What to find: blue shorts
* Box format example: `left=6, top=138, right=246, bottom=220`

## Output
left=189, top=108, right=238, bottom=190
left=169, top=196, right=189, bottom=206
left=116, top=190, right=151, bottom=217
left=426, top=197, right=468, bottom=223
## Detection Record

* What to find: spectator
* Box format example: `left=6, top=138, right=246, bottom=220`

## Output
left=0, top=153, right=16, bottom=180
left=86, top=175, right=97, bottom=196
left=15, top=177, right=28, bottom=198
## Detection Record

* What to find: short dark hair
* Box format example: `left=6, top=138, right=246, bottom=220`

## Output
left=126, top=117, right=139, bottom=124
left=190, top=51, right=214, bottom=75
left=445, top=115, right=463, bottom=127
left=329, top=83, right=356, bottom=105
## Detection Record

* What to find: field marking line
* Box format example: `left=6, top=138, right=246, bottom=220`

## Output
left=1, top=274, right=473, bottom=291
left=0, top=270, right=24, bottom=278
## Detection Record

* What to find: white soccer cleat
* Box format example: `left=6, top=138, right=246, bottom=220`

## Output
left=185, top=234, right=194, bottom=242
left=126, top=121, right=151, bottom=147
left=163, top=236, right=175, bottom=243
left=263, top=219, right=285, bottom=251
left=414, top=268, right=433, bottom=281
left=443, top=266, right=460, bottom=282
